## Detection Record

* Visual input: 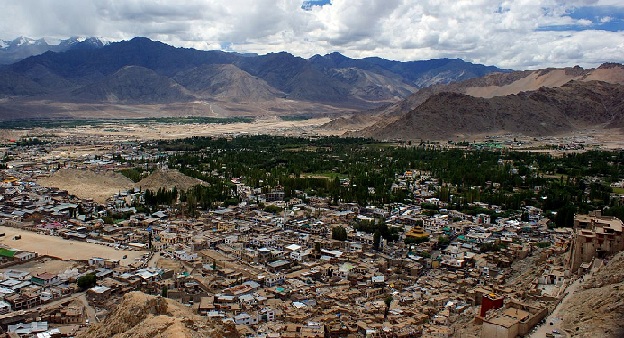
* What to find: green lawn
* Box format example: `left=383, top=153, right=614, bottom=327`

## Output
left=301, top=172, right=347, bottom=180
left=612, top=187, right=624, bottom=195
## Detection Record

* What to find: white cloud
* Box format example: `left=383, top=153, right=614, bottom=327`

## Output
left=0, top=0, right=622, bottom=69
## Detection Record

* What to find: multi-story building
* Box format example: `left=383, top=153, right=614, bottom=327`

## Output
left=568, top=211, right=624, bottom=272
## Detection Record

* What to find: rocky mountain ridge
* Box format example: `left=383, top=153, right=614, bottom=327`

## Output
left=0, top=36, right=108, bottom=65
left=338, top=63, right=624, bottom=140
left=0, top=37, right=504, bottom=119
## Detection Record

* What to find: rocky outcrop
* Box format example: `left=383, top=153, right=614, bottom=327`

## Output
left=559, top=252, right=624, bottom=337
left=78, top=292, right=239, bottom=338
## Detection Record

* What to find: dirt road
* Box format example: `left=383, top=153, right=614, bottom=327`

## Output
left=528, top=260, right=602, bottom=338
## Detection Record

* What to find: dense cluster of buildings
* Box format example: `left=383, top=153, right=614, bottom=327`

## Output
left=0, top=139, right=623, bottom=337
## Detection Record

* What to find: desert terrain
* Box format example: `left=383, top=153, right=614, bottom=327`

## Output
left=22, top=116, right=334, bottom=141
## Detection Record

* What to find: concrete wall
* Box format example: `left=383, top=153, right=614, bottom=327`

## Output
left=481, top=322, right=518, bottom=338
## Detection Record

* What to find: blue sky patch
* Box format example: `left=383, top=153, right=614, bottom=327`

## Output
left=302, top=0, right=331, bottom=11
left=538, top=6, right=624, bottom=32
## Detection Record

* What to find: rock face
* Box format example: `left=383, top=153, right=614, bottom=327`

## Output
left=78, top=292, right=239, bottom=338
left=558, top=253, right=624, bottom=338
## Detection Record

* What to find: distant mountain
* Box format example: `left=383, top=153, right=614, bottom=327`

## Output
left=338, top=63, right=624, bottom=130
left=0, top=37, right=506, bottom=119
left=354, top=65, right=624, bottom=140
left=173, top=64, right=283, bottom=102
left=71, top=66, right=195, bottom=104
left=0, top=36, right=109, bottom=65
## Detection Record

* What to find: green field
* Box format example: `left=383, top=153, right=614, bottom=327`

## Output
left=301, top=172, right=348, bottom=180
left=0, top=116, right=254, bottom=129
left=612, top=187, right=624, bottom=195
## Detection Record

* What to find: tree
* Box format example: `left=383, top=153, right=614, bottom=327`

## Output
left=264, top=204, right=284, bottom=214
left=373, top=231, right=381, bottom=251
left=331, top=226, right=348, bottom=241
left=77, top=273, right=97, bottom=290
left=404, top=236, right=429, bottom=245
left=437, top=235, right=450, bottom=248
left=384, top=295, right=393, bottom=318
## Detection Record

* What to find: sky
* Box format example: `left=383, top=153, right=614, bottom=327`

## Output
left=0, top=0, right=623, bottom=69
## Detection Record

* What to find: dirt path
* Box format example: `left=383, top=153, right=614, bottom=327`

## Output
left=75, top=293, right=97, bottom=323
left=528, top=260, right=602, bottom=338
left=147, top=251, right=160, bottom=267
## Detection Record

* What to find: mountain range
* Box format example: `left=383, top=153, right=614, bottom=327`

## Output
left=1, top=36, right=623, bottom=141
left=0, top=37, right=503, bottom=119
left=331, top=63, right=624, bottom=140
left=0, top=36, right=109, bottom=65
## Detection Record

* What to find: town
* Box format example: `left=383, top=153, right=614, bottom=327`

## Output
left=0, top=132, right=622, bottom=338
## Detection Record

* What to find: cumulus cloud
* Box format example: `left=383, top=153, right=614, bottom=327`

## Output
left=0, top=0, right=622, bottom=69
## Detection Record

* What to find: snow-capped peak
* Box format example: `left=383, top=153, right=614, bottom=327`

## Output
left=14, top=36, right=35, bottom=46
left=59, top=36, right=110, bottom=48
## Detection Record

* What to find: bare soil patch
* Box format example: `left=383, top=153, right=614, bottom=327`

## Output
left=0, top=226, right=146, bottom=265
left=136, top=169, right=206, bottom=191
left=4, top=257, right=79, bottom=275
left=37, top=168, right=134, bottom=204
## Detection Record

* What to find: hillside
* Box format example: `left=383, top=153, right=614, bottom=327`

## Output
left=558, top=252, right=624, bottom=337
left=37, top=169, right=134, bottom=204
left=77, top=292, right=239, bottom=338
left=342, top=63, right=624, bottom=140
left=360, top=80, right=624, bottom=140
left=72, top=66, right=195, bottom=104
left=36, top=168, right=206, bottom=204
left=174, top=64, right=282, bottom=102
left=388, top=63, right=624, bottom=117
left=135, top=169, right=207, bottom=192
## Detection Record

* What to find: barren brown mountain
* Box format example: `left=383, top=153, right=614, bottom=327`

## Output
left=339, top=63, right=624, bottom=140
left=361, top=80, right=624, bottom=140
left=173, top=64, right=283, bottom=103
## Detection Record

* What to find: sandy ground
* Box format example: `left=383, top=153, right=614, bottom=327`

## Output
left=465, top=69, right=577, bottom=98
left=5, top=257, right=79, bottom=275
left=0, top=226, right=146, bottom=265
left=37, top=169, right=134, bottom=204
left=41, top=117, right=335, bottom=141
left=12, top=116, right=624, bottom=148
